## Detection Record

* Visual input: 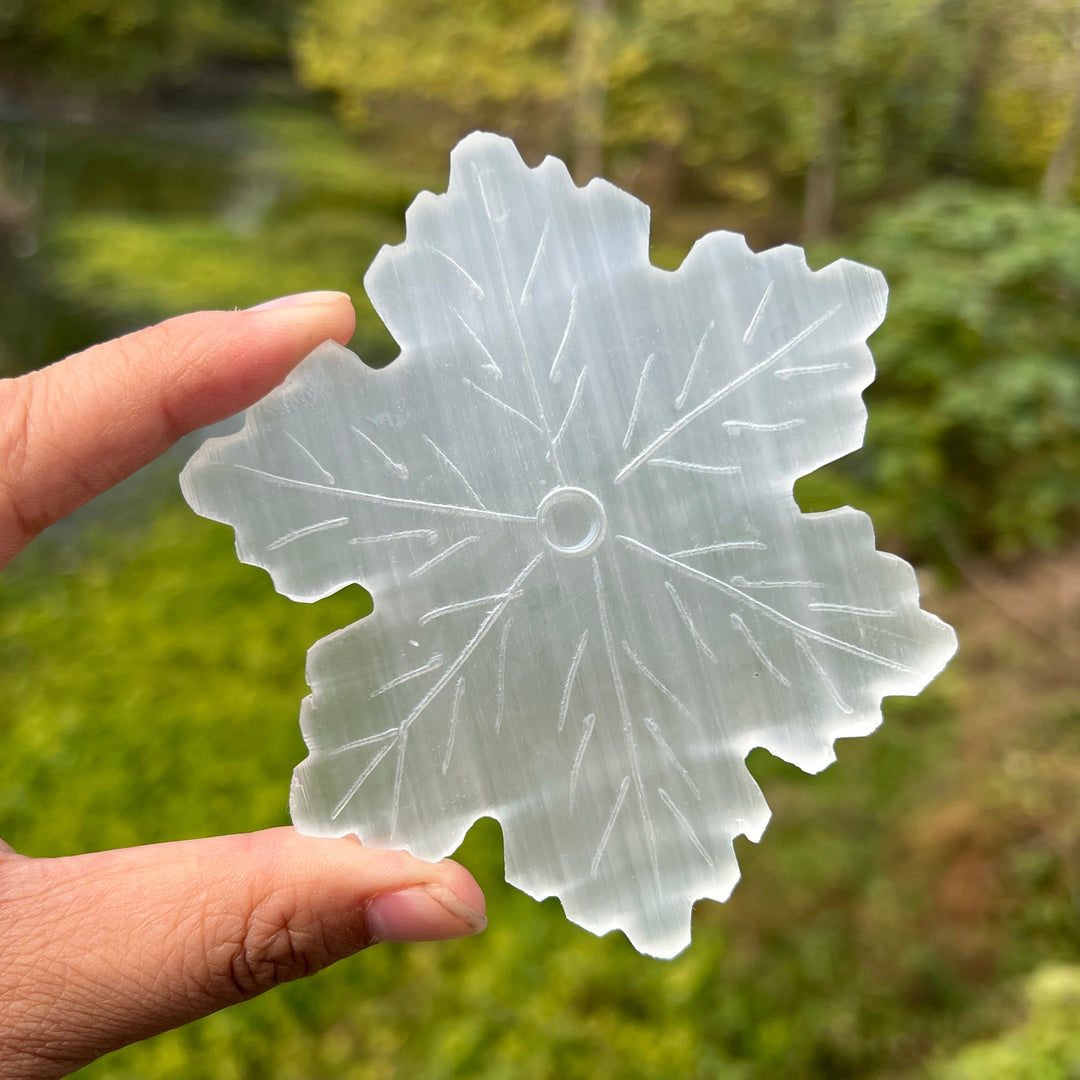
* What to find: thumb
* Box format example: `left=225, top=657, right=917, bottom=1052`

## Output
left=0, top=828, right=485, bottom=1079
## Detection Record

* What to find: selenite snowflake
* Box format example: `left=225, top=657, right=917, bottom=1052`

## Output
left=181, top=132, right=957, bottom=958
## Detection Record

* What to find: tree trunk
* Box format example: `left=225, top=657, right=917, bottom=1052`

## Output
left=802, top=79, right=841, bottom=239
left=0, top=162, right=34, bottom=234
left=802, top=0, right=842, bottom=240
left=571, top=0, right=607, bottom=182
left=940, top=1, right=999, bottom=176
left=635, top=139, right=680, bottom=210
left=1041, top=0, right=1080, bottom=204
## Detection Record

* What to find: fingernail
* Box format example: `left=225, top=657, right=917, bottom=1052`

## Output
left=366, top=884, right=487, bottom=943
left=247, top=290, right=350, bottom=311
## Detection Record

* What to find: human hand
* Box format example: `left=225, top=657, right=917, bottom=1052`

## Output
left=0, top=293, right=487, bottom=1079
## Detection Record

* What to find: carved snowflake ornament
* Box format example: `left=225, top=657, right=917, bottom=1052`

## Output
left=181, top=132, right=957, bottom=957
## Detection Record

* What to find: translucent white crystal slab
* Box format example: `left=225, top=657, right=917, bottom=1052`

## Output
left=180, top=132, right=957, bottom=958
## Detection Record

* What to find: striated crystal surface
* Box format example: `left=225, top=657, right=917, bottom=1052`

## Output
left=181, top=132, right=957, bottom=957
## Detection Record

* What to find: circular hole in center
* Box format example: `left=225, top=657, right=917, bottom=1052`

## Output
left=546, top=500, right=592, bottom=547
left=536, top=487, right=607, bottom=557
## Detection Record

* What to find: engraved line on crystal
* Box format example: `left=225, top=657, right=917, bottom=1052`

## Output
left=370, top=655, right=445, bottom=699
left=462, top=377, right=544, bottom=435
left=519, top=217, right=550, bottom=307
left=442, top=677, right=466, bottom=774
left=593, top=557, right=660, bottom=888
left=808, top=602, right=897, bottom=617
left=391, top=551, right=544, bottom=833
left=670, top=540, right=767, bottom=558
left=328, top=726, right=400, bottom=756
left=664, top=581, right=719, bottom=664
left=266, top=516, right=349, bottom=551
left=622, top=640, right=698, bottom=726
left=350, top=424, right=409, bottom=479
left=622, top=352, right=655, bottom=450
left=471, top=161, right=508, bottom=224
left=330, top=739, right=396, bottom=820
left=400, top=554, right=543, bottom=738
left=422, top=434, right=488, bottom=510
left=390, top=732, right=408, bottom=840
left=352, top=531, right=440, bottom=548
left=548, top=285, right=579, bottom=384
left=410, top=535, right=481, bottom=579
left=644, top=718, right=701, bottom=800
left=427, top=244, right=485, bottom=298
left=551, top=365, right=588, bottom=453
left=648, top=459, right=742, bottom=476
left=730, top=613, right=791, bottom=686
left=222, top=467, right=531, bottom=523
left=569, top=712, right=596, bottom=812
left=615, top=304, right=841, bottom=484
left=470, top=162, right=556, bottom=472
left=775, top=362, right=850, bottom=380
left=285, top=432, right=335, bottom=484
left=591, top=775, right=631, bottom=877
left=658, top=788, right=713, bottom=867
left=675, top=319, right=715, bottom=409
left=450, top=304, right=502, bottom=378
left=730, top=576, right=824, bottom=589
left=495, top=617, right=512, bottom=734
left=617, top=535, right=917, bottom=674
left=795, top=636, right=854, bottom=713
left=742, top=280, right=775, bottom=344
left=558, top=629, right=590, bottom=733
left=723, top=418, right=806, bottom=434
left=419, top=589, right=525, bottom=626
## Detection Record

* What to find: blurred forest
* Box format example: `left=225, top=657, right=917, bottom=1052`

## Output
left=0, top=1, right=1078, bottom=1077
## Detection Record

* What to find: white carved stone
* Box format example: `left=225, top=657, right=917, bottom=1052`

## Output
left=181, top=132, right=957, bottom=957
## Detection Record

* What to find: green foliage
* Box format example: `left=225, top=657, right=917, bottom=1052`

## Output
left=295, top=0, right=573, bottom=140
left=50, top=209, right=390, bottom=354
left=931, top=965, right=1080, bottom=1080
left=800, top=185, right=1080, bottom=561
left=0, top=0, right=288, bottom=89
left=291, top=0, right=1068, bottom=220
left=241, top=107, right=438, bottom=220
left=604, top=0, right=956, bottom=191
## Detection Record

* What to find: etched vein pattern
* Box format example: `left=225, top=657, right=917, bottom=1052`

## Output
left=180, top=131, right=958, bottom=959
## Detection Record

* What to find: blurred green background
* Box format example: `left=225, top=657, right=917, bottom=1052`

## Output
left=1, top=1, right=1078, bottom=1076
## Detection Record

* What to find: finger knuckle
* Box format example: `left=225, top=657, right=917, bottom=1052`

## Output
left=115, top=323, right=191, bottom=442
left=0, top=373, right=49, bottom=541
left=203, top=892, right=332, bottom=1004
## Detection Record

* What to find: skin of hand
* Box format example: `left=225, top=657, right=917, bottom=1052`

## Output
left=0, top=292, right=487, bottom=1079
